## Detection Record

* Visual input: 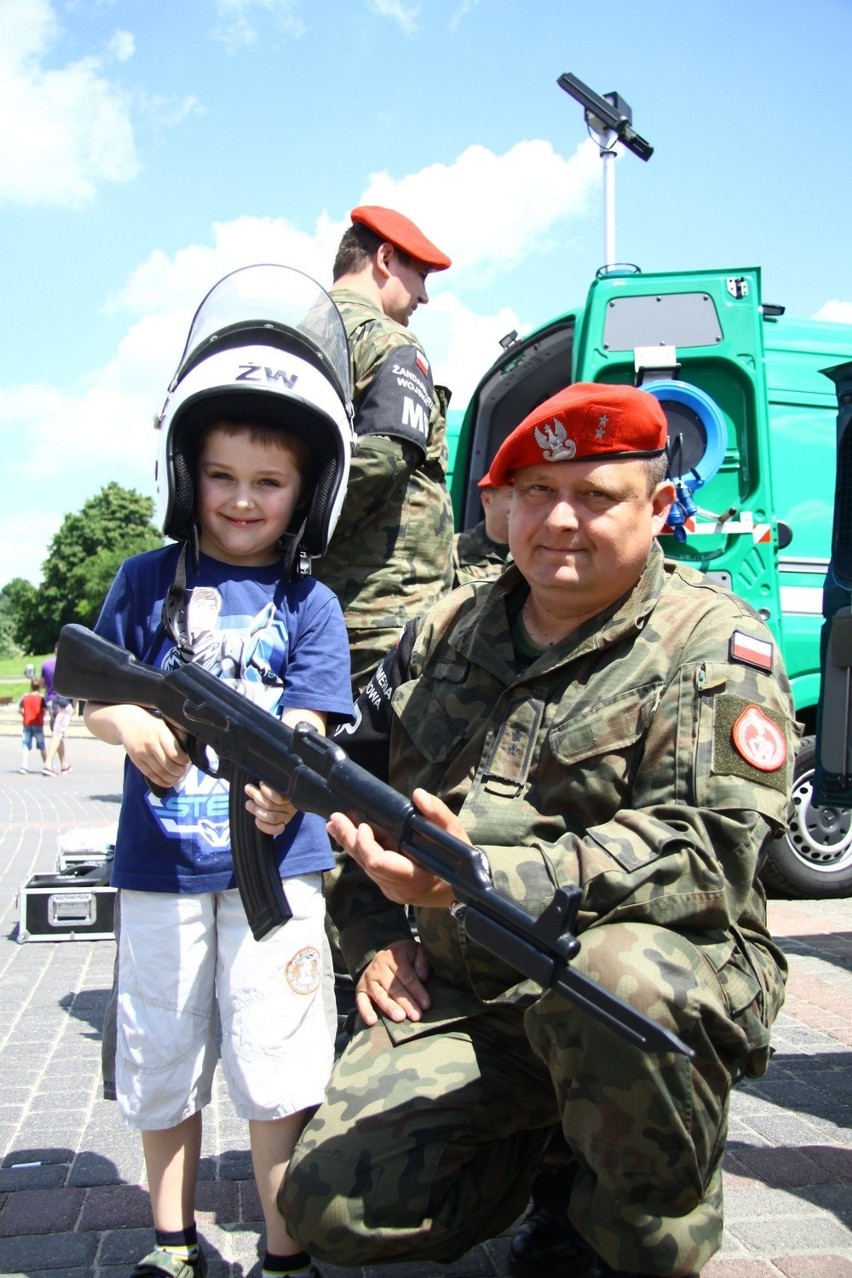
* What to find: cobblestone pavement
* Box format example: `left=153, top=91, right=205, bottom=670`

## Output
left=0, top=719, right=850, bottom=1277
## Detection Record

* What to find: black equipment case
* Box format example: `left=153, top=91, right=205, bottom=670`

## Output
left=17, top=863, right=116, bottom=943
left=56, top=824, right=117, bottom=873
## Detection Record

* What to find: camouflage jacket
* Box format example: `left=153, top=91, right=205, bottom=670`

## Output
left=312, top=289, right=454, bottom=676
left=329, top=544, right=797, bottom=1022
left=451, top=520, right=512, bottom=587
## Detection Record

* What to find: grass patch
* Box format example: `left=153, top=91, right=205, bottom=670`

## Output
left=0, top=654, right=51, bottom=705
left=0, top=654, right=50, bottom=679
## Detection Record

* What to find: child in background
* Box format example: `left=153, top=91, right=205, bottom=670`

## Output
left=18, top=678, right=47, bottom=773
left=83, top=267, right=355, bottom=1278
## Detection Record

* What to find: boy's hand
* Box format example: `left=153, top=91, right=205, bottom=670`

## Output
left=244, top=780, right=296, bottom=837
left=114, top=707, right=190, bottom=790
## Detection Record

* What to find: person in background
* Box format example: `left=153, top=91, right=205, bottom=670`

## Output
left=40, top=644, right=72, bottom=774
left=18, top=677, right=47, bottom=774
left=314, top=204, right=455, bottom=694
left=43, top=691, right=75, bottom=775
left=451, top=477, right=513, bottom=587
left=281, top=382, right=796, bottom=1278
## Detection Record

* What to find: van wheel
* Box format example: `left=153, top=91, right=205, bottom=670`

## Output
left=761, top=736, right=852, bottom=898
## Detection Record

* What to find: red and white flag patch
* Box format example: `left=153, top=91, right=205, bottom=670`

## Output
left=415, top=351, right=430, bottom=376
left=732, top=706, right=787, bottom=772
left=729, top=631, right=774, bottom=672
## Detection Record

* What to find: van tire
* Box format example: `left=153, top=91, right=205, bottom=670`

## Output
left=761, top=736, right=852, bottom=898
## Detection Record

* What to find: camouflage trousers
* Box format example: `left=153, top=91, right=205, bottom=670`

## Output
left=281, top=920, right=782, bottom=1276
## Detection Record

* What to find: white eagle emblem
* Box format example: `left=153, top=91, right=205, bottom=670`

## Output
left=534, top=419, right=576, bottom=461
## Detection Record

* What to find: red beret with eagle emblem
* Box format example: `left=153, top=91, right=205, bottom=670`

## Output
left=481, top=382, right=668, bottom=488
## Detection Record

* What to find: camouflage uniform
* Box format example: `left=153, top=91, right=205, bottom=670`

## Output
left=313, top=287, right=454, bottom=692
left=282, top=545, right=796, bottom=1276
left=451, top=518, right=511, bottom=587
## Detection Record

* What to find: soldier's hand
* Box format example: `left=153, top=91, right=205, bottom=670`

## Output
left=327, top=789, right=457, bottom=909
left=355, top=939, right=432, bottom=1025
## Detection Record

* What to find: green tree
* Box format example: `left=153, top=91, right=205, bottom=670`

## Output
left=0, top=579, right=30, bottom=659
left=1, top=578, right=37, bottom=654
left=17, top=484, right=162, bottom=650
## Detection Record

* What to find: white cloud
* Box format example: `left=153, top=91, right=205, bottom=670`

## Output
left=0, top=0, right=139, bottom=206
left=814, top=300, right=852, bottom=325
left=358, top=137, right=601, bottom=282
left=449, top=0, right=486, bottom=31
left=0, top=508, right=63, bottom=592
left=106, top=214, right=345, bottom=318
left=142, top=92, right=206, bottom=133
left=0, top=378, right=157, bottom=587
left=107, top=29, right=135, bottom=62
left=213, top=0, right=305, bottom=50
left=414, top=291, right=523, bottom=408
left=369, top=0, right=420, bottom=36
left=0, top=0, right=56, bottom=70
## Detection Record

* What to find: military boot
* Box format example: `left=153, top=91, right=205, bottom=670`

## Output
left=507, top=1150, right=598, bottom=1278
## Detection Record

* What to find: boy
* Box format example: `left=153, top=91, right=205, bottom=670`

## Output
left=18, top=677, right=47, bottom=773
left=87, top=407, right=353, bottom=1274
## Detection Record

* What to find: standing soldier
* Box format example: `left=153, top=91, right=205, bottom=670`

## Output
left=314, top=205, right=455, bottom=693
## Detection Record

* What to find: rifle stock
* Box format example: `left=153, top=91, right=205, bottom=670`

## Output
left=55, top=623, right=693, bottom=1058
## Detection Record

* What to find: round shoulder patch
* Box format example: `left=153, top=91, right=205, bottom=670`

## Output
left=285, top=945, right=322, bottom=995
left=731, top=705, right=787, bottom=773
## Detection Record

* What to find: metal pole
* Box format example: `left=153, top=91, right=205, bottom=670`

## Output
left=601, top=141, right=617, bottom=268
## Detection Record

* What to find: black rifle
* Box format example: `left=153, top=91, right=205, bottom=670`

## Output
left=55, top=623, right=692, bottom=1058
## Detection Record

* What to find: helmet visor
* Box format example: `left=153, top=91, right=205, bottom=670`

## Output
left=172, top=264, right=351, bottom=405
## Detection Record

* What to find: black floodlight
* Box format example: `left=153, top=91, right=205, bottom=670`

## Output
left=557, top=72, right=653, bottom=161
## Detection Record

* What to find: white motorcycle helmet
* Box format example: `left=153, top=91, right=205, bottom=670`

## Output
left=155, top=263, right=355, bottom=576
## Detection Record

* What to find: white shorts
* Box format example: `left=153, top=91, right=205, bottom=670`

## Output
left=115, top=875, right=334, bottom=1130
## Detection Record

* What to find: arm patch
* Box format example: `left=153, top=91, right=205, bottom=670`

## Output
left=714, top=694, right=790, bottom=793
left=354, top=344, right=435, bottom=453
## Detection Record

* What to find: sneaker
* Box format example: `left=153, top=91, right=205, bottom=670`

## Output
left=18, top=768, right=27, bottom=774
left=131, top=1246, right=207, bottom=1277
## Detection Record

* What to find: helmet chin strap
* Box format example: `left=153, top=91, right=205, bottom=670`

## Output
left=277, top=515, right=311, bottom=580
left=162, top=514, right=311, bottom=662
left=161, top=533, right=199, bottom=659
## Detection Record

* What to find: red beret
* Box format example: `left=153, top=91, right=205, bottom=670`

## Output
left=350, top=205, right=451, bottom=271
left=481, top=383, right=668, bottom=488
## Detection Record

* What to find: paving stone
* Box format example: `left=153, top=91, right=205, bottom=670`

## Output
left=0, top=1162, right=68, bottom=1192
left=77, top=1182, right=152, bottom=1231
left=774, top=1257, right=852, bottom=1277
left=0, top=1229, right=97, bottom=1270
left=0, top=1184, right=83, bottom=1236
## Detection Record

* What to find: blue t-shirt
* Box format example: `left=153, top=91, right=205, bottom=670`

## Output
left=95, top=544, right=354, bottom=894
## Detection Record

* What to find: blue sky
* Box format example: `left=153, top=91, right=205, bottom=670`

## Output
left=3, top=0, right=852, bottom=588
